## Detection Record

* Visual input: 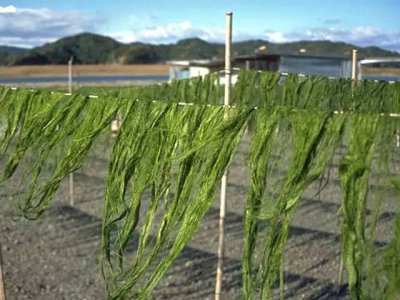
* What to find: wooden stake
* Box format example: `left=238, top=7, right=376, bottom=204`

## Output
left=69, top=172, right=74, bottom=206
left=215, top=11, right=232, bottom=300
left=351, top=49, right=358, bottom=80
left=68, top=56, right=75, bottom=207
left=0, top=241, right=5, bottom=300
left=68, top=56, right=73, bottom=93
left=336, top=49, right=358, bottom=295
left=336, top=252, right=344, bottom=298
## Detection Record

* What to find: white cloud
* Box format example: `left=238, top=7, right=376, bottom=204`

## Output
left=0, top=5, right=16, bottom=14
left=0, top=6, right=398, bottom=53
left=0, top=5, right=101, bottom=48
left=108, top=21, right=226, bottom=44
left=263, top=30, right=290, bottom=43
left=263, top=26, right=400, bottom=52
left=107, top=21, right=258, bottom=45
left=109, top=21, right=399, bottom=52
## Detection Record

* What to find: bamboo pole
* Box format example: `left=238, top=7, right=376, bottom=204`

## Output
left=0, top=241, right=5, bottom=300
left=68, top=56, right=75, bottom=207
left=9, top=88, right=400, bottom=117
left=68, top=56, right=73, bottom=93
left=215, top=11, right=232, bottom=300
left=337, top=49, right=359, bottom=296
left=351, top=49, right=358, bottom=80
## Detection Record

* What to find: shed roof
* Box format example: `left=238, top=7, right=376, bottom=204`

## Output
left=167, top=59, right=224, bottom=68
left=359, top=57, right=400, bottom=65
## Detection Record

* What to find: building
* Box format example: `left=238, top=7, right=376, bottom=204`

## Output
left=168, top=59, right=225, bottom=80
left=235, top=54, right=352, bottom=78
left=168, top=53, right=353, bottom=81
left=358, top=57, right=400, bottom=80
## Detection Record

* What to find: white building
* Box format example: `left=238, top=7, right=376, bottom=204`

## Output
left=168, top=59, right=224, bottom=80
left=168, top=54, right=353, bottom=82
left=357, top=57, right=400, bottom=80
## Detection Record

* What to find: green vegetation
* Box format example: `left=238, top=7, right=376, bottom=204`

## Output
left=1, top=71, right=400, bottom=299
left=1, top=32, right=399, bottom=66
left=0, top=45, right=27, bottom=65
left=7, top=33, right=122, bottom=65
left=102, top=101, right=250, bottom=299
left=116, top=44, right=160, bottom=64
left=244, top=108, right=346, bottom=298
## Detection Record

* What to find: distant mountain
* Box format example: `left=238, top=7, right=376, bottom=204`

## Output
left=0, top=46, right=28, bottom=64
left=116, top=43, right=160, bottom=64
left=2, top=32, right=399, bottom=66
left=7, top=33, right=124, bottom=65
left=265, top=40, right=400, bottom=57
left=0, top=45, right=27, bottom=53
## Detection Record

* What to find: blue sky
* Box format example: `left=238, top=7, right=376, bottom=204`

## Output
left=1, top=1, right=399, bottom=51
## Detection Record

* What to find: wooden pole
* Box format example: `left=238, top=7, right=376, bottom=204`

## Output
left=351, top=49, right=358, bottom=80
left=68, top=56, right=73, bottom=93
left=215, top=11, right=232, bottom=300
left=0, top=241, right=5, bottom=300
left=337, top=49, right=359, bottom=298
left=68, top=56, right=75, bottom=207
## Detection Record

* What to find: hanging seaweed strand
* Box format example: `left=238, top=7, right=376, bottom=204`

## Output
left=244, top=107, right=345, bottom=299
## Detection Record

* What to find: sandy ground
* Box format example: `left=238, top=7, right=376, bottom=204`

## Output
left=0, top=64, right=169, bottom=78
left=0, top=65, right=398, bottom=78
left=0, top=131, right=398, bottom=299
left=362, top=67, right=400, bottom=76
left=1, top=80, right=164, bottom=90
left=1, top=65, right=398, bottom=92
left=0, top=64, right=169, bottom=89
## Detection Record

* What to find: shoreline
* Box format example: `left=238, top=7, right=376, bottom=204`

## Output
left=361, top=67, right=400, bottom=76
left=1, top=65, right=398, bottom=78
left=1, top=80, right=164, bottom=89
left=0, top=65, right=398, bottom=89
left=0, top=64, right=169, bottom=78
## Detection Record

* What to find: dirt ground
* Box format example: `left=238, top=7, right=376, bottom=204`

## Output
left=0, top=64, right=168, bottom=78
left=0, top=130, right=398, bottom=299
left=0, top=65, right=398, bottom=79
left=362, top=67, right=400, bottom=76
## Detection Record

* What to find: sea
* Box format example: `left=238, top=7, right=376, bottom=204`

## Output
left=0, top=74, right=398, bottom=85
left=362, top=75, right=400, bottom=82
left=0, top=75, right=169, bottom=84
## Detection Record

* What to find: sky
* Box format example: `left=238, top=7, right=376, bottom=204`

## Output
left=0, top=1, right=399, bottom=52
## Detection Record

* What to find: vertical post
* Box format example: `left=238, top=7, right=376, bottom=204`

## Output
left=357, top=61, right=363, bottom=80
left=244, top=60, right=250, bottom=135
left=68, top=56, right=73, bottom=94
left=0, top=241, right=5, bottom=300
left=245, top=60, right=250, bottom=70
left=337, top=48, right=359, bottom=295
left=68, top=56, right=75, bottom=207
left=69, top=171, right=74, bottom=206
left=215, top=11, right=232, bottom=300
left=351, top=49, right=358, bottom=80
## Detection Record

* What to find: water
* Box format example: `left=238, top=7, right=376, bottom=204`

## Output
left=1, top=73, right=398, bottom=85
left=0, top=75, right=169, bottom=84
left=362, top=75, right=400, bottom=82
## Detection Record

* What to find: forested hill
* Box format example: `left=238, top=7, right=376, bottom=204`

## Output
left=1, top=32, right=399, bottom=65
left=0, top=46, right=28, bottom=65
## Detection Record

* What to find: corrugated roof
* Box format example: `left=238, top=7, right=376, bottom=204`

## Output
left=167, top=59, right=224, bottom=67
